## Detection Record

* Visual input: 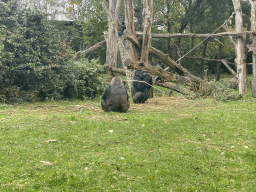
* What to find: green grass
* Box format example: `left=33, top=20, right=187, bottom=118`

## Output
left=0, top=94, right=256, bottom=191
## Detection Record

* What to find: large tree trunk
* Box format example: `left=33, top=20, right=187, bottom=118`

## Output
left=232, top=0, right=247, bottom=94
left=124, top=0, right=139, bottom=62
left=248, top=0, right=256, bottom=97
left=141, top=0, right=153, bottom=97
left=140, top=0, right=153, bottom=65
left=102, top=0, right=122, bottom=75
left=123, top=0, right=138, bottom=90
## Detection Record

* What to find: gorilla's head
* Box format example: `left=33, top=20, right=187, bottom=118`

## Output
left=134, top=70, right=145, bottom=79
left=110, top=76, right=124, bottom=88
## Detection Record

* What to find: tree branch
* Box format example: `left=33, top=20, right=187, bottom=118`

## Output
left=136, top=31, right=256, bottom=38
left=73, top=40, right=106, bottom=60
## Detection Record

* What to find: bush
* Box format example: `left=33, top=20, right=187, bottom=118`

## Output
left=37, top=59, right=106, bottom=101
left=0, top=59, right=106, bottom=103
left=191, top=79, right=243, bottom=102
left=0, top=2, right=107, bottom=103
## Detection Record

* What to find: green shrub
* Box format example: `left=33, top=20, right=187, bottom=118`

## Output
left=0, top=59, right=106, bottom=103
left=37, top=59, right=106, bottom=101
left=0, top=2, right=107, bottom=103
left=191, top=79, right=243, bottom=102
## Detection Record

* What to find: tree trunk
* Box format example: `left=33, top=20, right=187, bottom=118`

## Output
left=200, top=40, right=208, bottom=79
left=166, top=0, right=172, bottom=57
left=232, top=0, right=247, bottom=94
left=249, top=0, right=256, bottom=97
left=140, top=0, right=153, bottom=97
left=102, top=0, right=122, bottom=75
left=140, top=0, right=153, bottom=65
left=215, top=41, right=223, bottom=81
left=123, top=0, right=138, bottom=91
left=124, top=0, right=139, bottom=62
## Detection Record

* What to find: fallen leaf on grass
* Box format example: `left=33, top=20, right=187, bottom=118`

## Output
left=151, top=129, right=155, bottom=133
left=44, top=139, right=57, bottom=144
left=40, top=161, right=53, bottom=165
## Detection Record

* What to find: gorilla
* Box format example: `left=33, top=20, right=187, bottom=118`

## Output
left=131, top=70, right=153, bottom=103
left=101, top=76, right=130, bottom=112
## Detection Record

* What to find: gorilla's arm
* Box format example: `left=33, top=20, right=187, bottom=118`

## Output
left=101, top=85, right=111, bottom=111
left=101, top=85, right=111, bottom=101
left=143, top=74, right=153, bottom=90
left=133, top=76, right=146, bottom=91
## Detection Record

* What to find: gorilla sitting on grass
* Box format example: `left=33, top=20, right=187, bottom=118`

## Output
left=131, top=69, right=153, bottom=103
left=101, top=76, right=130, bottom=112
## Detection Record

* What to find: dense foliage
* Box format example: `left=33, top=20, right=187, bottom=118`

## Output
left=0, top=1, right=106, bottom=103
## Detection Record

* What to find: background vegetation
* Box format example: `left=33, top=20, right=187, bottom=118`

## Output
left=0, top=1, right=255, bottom=191
left=1, top=0, right=254, bottom=103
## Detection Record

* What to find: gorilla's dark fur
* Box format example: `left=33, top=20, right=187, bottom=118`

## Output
left=131, top=70, right=153, bottom=103
left=101, top=76, right=130, bottom=112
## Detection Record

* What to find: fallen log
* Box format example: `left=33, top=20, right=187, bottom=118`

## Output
left=126, top=34, right=202, bottom=85
left=107, top=66, right=193, bottom=95
left=74, top=40, right=106, bottom=60
left=221, top=59, right=238, bottom=78
left=136, top=31, right=256, bottom=38
left=155, top=82, right=193, bottom=95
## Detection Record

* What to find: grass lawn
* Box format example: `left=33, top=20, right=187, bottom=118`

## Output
left=0, top=91, right=256, bottom=191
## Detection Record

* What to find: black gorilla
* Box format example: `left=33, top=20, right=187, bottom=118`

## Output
left=121, top=19, right=126, bottom=34
left=131, top=70, right=153, bottom=103
left=101, top=76, right=130, bottom=112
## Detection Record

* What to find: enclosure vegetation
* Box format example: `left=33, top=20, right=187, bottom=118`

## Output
left=0, top=0, right=256, bottom=191
left=1, top=0, right=256, bottom=102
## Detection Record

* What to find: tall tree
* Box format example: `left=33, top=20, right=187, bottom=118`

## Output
left=232, top=0, right=247, bottom=94
left=248, top=0, right=256, bottom=97
left=102, top=0, right=122, bottom=74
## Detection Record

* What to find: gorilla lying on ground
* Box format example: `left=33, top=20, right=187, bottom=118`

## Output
left=101, top=76, right=130, bottom=112
left=131, top=69, right=153, bottom=103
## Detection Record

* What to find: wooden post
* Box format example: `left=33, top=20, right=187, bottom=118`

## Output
left=215, top=41, right=223, bottom=81
left=232, top=0, right=247, bottom=94
left=123, top=0, right=137, bottom=91
left=124, top=0, right=139, bottom=62
left=141, top=0, right=153, bottom=98
left=102, top=0, right=122, bottom=75
left=249, top=0, right=256, bottom=97
left=140, top=0, right=153, bottom=65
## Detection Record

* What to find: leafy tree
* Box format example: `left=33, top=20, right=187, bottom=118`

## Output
left=0, top=1, right=106, bottom=103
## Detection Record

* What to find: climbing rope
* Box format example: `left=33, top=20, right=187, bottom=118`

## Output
left=176, top=12, right=235, bottom=63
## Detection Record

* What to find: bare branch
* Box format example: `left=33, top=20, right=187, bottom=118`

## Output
left=73, top=40, right=106, bottom=60
left=136, top=31, right=256, bottom=38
